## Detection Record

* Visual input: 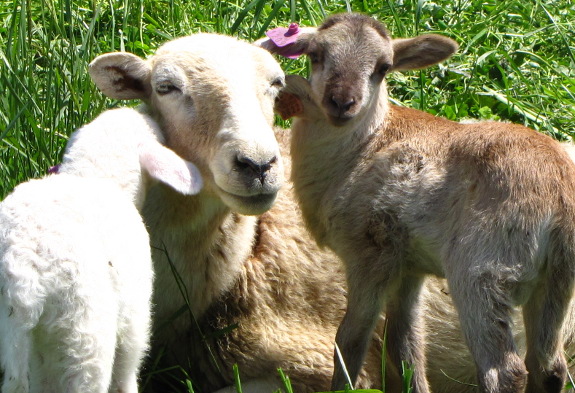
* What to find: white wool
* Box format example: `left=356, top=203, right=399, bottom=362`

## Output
left=0, top=108, right=201, bottom=393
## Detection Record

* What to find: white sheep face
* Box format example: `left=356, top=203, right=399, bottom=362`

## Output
left=89, top=33, right=285, bottom=215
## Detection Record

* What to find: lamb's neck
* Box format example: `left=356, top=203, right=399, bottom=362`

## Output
left=290, top=90, right=389, bottom=245
left=144, top=184, right=257, bottom=318
left=59, top=153, right=145, bottom=209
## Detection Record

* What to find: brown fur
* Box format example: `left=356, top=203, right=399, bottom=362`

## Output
left=274, top=13, right=575, bottom=393
left=89, top=30, right=575, bottom=393
left=89, top=33, right=384, bottom=392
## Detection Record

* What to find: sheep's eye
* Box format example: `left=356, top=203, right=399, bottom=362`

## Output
left=156, top=82, right=181, bottom=95
left=377, top=63, right=392, bottom=76
left=271, top=77, right=285, bottom=89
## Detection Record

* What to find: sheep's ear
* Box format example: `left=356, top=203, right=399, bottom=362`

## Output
left=89, top=52, right=152, bottom=100
left=139, top=142, right=203, bottom=195
left=254, top=27, right=316, bottom=59
left=390, top=34, right=458, bottom=71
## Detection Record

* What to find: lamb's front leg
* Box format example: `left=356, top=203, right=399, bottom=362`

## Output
left=331, top=262, right=429, bottom=392
left=331, top=271, right=386, bottom=391
left=385, top=274, right=429, bottom=393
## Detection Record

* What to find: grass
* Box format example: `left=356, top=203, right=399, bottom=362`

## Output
left=1, top=0, right=574, bottom=200
left=1, top=0, right=574, bottom=391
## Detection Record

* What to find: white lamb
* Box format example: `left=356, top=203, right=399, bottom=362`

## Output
left=0, top=107, right=202, bottom=393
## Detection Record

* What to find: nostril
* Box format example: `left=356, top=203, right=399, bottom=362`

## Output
left=342, top=98, right=355, bottom=112
left=331, top=96, right=356, bottom=113
left=236, top=155, right=276, bottom=179
left=262, top=156, right=277, bottom=172
left=236, top=156, right=260, bottom=173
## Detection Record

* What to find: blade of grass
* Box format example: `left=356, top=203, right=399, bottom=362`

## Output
left=233, top=364, right=243, bottom=393
left=278, top=368, right=294, bottom=393
left=334, top=342, right=354, bottom=390
left=381, top=320, right=388, bottom=392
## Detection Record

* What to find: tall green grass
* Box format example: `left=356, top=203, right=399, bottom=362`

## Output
left=1, top=0, right=574, bottom=199
left=1, top=1, right=574, bottom=391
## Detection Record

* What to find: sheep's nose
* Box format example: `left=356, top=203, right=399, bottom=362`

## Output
left=236, top=155, right=277, bottom=183
left=331, top=96, right=356, bottom=113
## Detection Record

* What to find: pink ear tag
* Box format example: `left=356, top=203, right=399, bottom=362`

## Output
left=266, top=23, right=303, bottom=59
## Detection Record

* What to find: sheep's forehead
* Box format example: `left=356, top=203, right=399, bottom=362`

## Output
left=313, top=17, right=392, bottom=67
left=152, top=33, right=283, bottom=94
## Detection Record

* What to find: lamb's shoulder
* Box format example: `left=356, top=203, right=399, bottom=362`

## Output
left=0, top=175, right=150, bottom=325
left=0, top=175, right=147, bottom=272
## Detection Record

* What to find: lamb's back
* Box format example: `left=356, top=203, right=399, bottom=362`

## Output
left=0, top=175, right=151, bottom=322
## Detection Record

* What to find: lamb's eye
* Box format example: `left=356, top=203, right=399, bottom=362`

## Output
left=377, top=63, right=392, bottom=76
left=271, top=77, right=285, bottom=89
left=156, top=82, right=181, bottom=95
left=307, top=51, right=321, bottom=64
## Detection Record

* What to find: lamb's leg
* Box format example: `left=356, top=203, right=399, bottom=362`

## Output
left=0, top=313, right=30, bottom=393
left=447, top=270, right=527, bottom=393
left=109, top=345, right=140, bottom=393
left=331, top=268, right=388, bottom=391
left=60, top=321, right=117, bottom=393
left=385, top=274, right=429, bottom=393
left=523, top=273, right=573, bottom=393
left=332, top=250, right=414, bottom=389
left=110, top=310, right=151, bottom=393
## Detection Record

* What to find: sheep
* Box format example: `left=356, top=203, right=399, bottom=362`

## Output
left=88, top=32, right=575, bottom=393
left=0, top=107, right=202, bottom=393
left=89, top=32, right=402, bottom=393
left=264, top=12, right=575, bottom=393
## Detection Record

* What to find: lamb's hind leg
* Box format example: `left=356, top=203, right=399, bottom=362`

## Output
left=447, top=268, right=527, bottom=393
left=523, top=289, right=570, bottom=393
left=523, top=255, right=574, bottom=393
left=0, top=313, right=30, bottom=393
left=110, top=304, right=151, bottom=393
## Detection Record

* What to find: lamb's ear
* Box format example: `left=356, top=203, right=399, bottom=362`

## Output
left=275, top=75, right=323, bottom=120
left=139, top=142, right=203, bottom=195
left=89, top=52, right=152, bottom=100
left=254, top=27, right=316, bottom=59
left=391, top=34, right=458, bottom=71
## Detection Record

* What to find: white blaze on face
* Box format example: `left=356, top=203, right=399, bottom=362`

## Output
left=212, top=57, right=283, bottom=193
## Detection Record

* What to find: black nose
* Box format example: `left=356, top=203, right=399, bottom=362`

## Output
left=236, top=155, right=277, bottom=183
left=330, top=96, right=356, bottom=113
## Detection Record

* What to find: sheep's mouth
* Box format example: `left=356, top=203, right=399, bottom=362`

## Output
left=217, top=187, right=278, bottom=215
left=235, top=192, right=277, bottom=206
